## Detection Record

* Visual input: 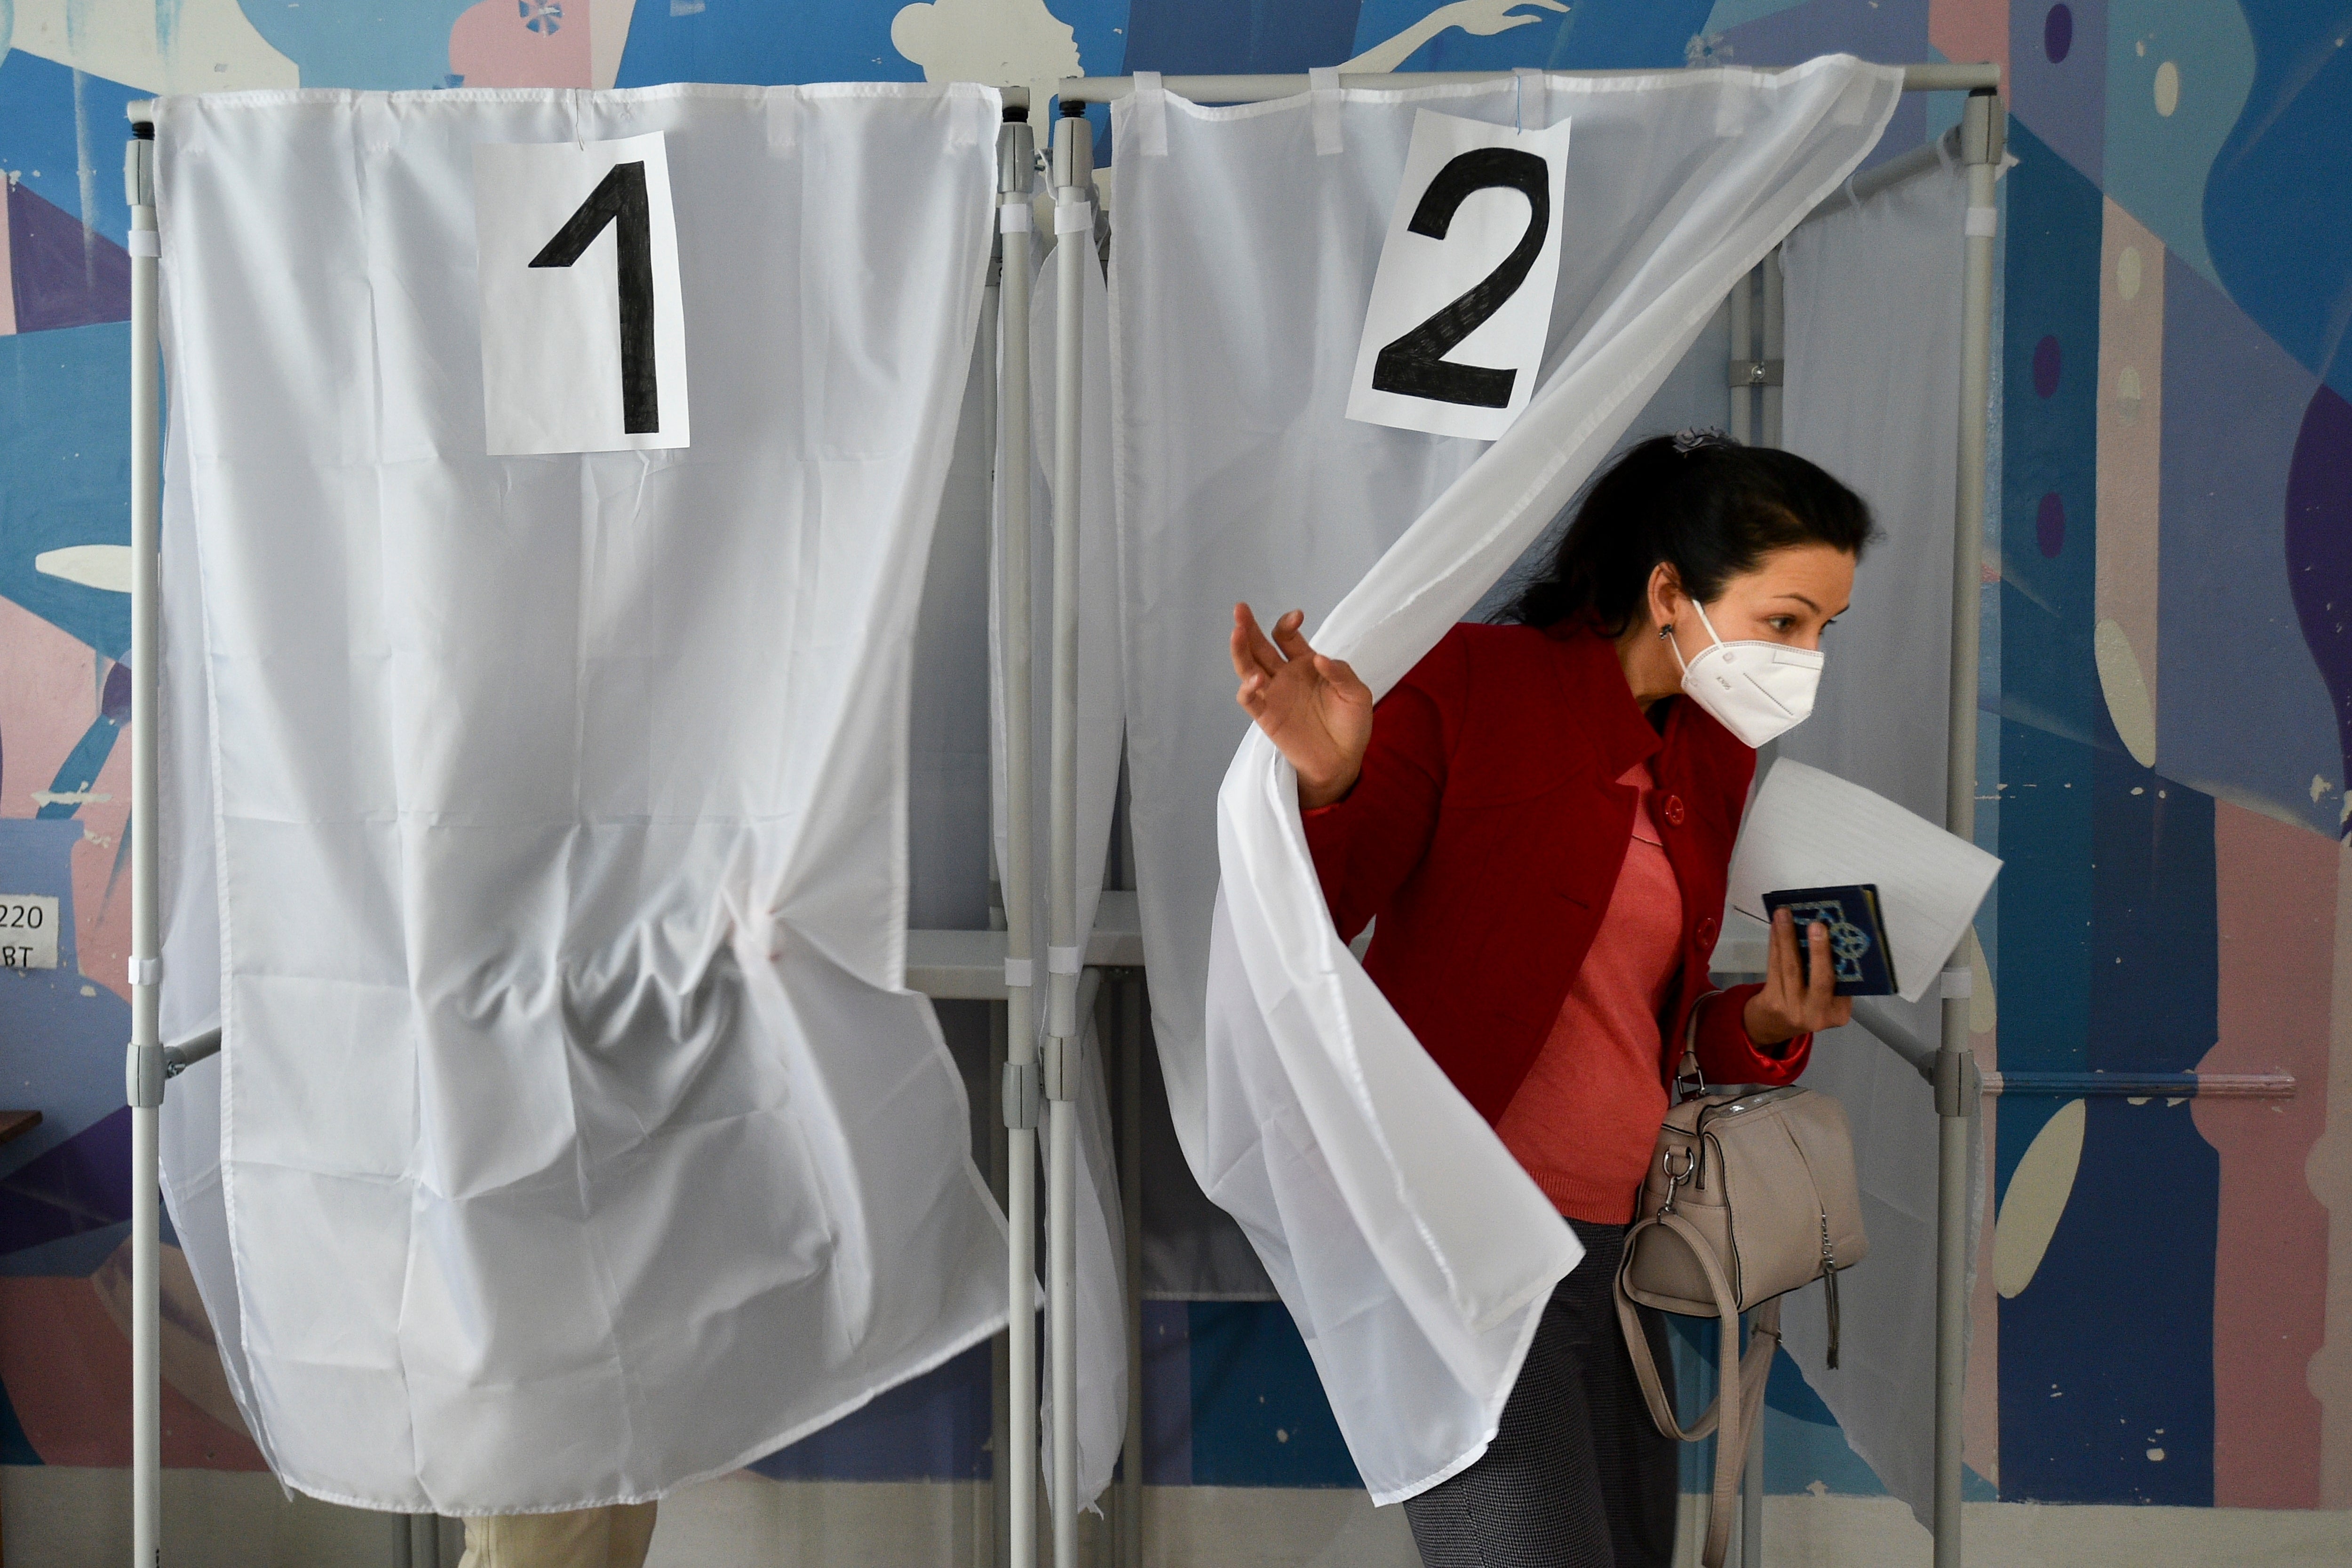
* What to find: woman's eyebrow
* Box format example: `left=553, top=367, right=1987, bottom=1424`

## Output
left=1771, top=592, right=1824, bottom=613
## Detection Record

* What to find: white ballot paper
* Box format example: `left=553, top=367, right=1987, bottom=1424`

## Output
left=1726, top=759, right=2000, bottom=1004
left=1345, top=109, right=1572, bottom=440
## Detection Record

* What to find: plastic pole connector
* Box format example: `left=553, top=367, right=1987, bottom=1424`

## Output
left=1003, top=1061, right=1043, bottom=1130
left=126, top=1044, right=167, bottom=1110
left=1961, top=88, right=2006, bottom=167
left=123, top=137, right=154, bottom=208
left=1040, top=1034, right=1077, bottom=1103
left=1932, top=1037, right=1981, bottom=1119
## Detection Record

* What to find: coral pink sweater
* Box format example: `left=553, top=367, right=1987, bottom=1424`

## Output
left=1495, top=763, right=1685, bottom=1224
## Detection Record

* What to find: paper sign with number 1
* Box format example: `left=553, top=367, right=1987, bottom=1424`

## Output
left=476, top=132, right=691, bottom=456
left=1346, top=109, right=1571, bottom=442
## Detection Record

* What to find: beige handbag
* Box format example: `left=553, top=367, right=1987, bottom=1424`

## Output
left=1614, top=999, right=1867, bottom=1568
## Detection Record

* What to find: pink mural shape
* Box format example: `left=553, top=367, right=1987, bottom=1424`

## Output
left=2196, top=803, right=2333, bottom=1509
left=73, top=728, right=133, bottom=1005
left=0, top=600, right=132, bottom=1001
left=1929, top=0, right=2008, bottom=94
left=450, top=0, right=593, bottom=89
left=0, top=1274, right=265, bottom=1469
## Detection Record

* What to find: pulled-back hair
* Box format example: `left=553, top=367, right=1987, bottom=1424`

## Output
left=1498, top=433, right=1875, bottom=635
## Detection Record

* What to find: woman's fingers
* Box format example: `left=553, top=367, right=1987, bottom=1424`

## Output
left=1229, top=611, right=1260, bottom=683
left=1232, top=603, right=1286, bottom=679
left=1269, top=609, right=1317, bottom=664
left=1803, top=920, right=1843, bottom=1029
left=1769, top=908, right=1799, bottom=1002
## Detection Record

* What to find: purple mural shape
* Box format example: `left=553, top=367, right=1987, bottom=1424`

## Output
left=2287, top=386, right=2352, bottom=837
left=2044, top=4, right=2073, bottom=63
left=2034, top=333, right=2063, bottom=398
left=0, top=1106, right=133, bottom=1255
left=6, top=182, right=133, bottom=333
left=2037, top=491, right=2067, bottom=557
left=100, top=660, right=131, bottom=725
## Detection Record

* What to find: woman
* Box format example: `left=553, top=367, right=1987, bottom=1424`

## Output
left=1228, top=431, right=1871, bottom=1568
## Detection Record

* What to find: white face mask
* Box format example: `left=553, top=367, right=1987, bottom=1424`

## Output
left=1665, top=599, right=1824, bottom=748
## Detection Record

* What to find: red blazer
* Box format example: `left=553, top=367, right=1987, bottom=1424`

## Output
left=1302, top=621, right=1808, bottom=1125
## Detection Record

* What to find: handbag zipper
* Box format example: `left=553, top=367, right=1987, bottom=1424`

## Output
left=1776, top=1116, right=1843, bottom=1368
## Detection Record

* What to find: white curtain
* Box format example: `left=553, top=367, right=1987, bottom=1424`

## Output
left=153, top=84, right=1008, bottom=1514
left=1112, top=61, right=1904, bottom=1504
left=990, top=225, right=1129, bottom=1510
left=1776, top=143, right=1981, bottom=1528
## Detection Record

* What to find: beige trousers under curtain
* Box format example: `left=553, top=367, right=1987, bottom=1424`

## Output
left=460, top=1504, right=658, bottom=1568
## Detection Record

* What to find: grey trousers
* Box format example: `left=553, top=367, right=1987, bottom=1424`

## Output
left=1402, top=1220, right=1678, bottom=1568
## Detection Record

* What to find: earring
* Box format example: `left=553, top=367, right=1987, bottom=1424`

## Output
left=1658, top=625, right=1672, bottom=640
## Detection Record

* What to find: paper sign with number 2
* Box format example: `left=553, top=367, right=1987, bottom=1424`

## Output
left=1347, top=109, right=1571, bottom=442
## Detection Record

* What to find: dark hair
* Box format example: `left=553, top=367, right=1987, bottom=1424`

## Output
left=1497, top=432, right=1875, bottom=635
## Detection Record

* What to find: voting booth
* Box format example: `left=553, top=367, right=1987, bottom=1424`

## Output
left=116, top=57, right=2006, bottom=1568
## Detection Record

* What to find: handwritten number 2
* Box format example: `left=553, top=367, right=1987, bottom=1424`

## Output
left=530, top=159, right=659, bottom=435
left=1371, top=147, right=1550, bottom=410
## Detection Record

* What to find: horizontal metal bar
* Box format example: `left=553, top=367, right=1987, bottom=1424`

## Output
left=1981, top=1071, right=2296, bottom=1099
left=162, top=1029, right=221, bottom=1077
left=1057, top=63, right=2001, bottom=105
left=907, top=890, right=1144, bottom=999
left=127, top=88, right=1037, bottom=125
left=1849, top=126, right=1958, bottom=204
left=1796, top=126, right=1965, bottom=231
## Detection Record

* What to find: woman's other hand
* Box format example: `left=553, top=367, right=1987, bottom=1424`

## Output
left=1231, top=604, right=1374, bottom=809
left=1743, top=907, right=1853, bottom=1047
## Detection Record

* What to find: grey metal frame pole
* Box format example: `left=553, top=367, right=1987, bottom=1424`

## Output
left=1759, top=252, right=1785, bottom=451
left=1118, top=973, right=1146, bottom=1568
left=1727, top=269, right=1754, bottom=446
left=123, top=116, right=165, bottom=1568
left=996, top=111, right=1043, bottom=1568
left=1045, top=105, right=1094, bottom=1568
left=1054, top=62, right=2001, bottom=103
left=1933, top=87, right=2003, bottom=1568
left=980, top=137, right=1011, bottom=1568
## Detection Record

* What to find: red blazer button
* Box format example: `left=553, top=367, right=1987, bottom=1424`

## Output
left=1697, top=914, right=1719, bottom=948
left=1662, top=794, right=1686, bottom=826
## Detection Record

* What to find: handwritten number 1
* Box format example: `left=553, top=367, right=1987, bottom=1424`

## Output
left=1371, top=147, right=1550, bottom=410
left=530, top=159, right=659, bottom=435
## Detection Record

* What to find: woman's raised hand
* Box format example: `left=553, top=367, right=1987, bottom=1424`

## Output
left=1742, top=907, right=1854, bottom=1046
left=1231, top=604, right=1374, bottom=809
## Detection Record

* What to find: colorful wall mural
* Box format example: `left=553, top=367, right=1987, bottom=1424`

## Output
left=1, top=0, right=2348, bottom=1557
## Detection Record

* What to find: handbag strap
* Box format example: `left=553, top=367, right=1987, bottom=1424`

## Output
left=1615, top=1209, right=1782, bottom=1568
left=1673, top=988, right=1720, bottom=1101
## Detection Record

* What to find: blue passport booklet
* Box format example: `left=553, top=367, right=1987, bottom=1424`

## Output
left=1760, top=883, right=1899, bottom=997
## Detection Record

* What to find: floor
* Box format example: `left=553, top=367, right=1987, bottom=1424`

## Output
left=8, top=1467, right=2352, bottom=1567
